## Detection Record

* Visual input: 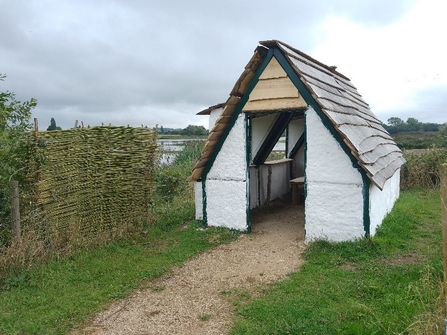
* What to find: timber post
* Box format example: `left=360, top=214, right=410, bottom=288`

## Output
left=441, top=163, right=447, bottom=333
left=10, top=180, right=21, bottom=242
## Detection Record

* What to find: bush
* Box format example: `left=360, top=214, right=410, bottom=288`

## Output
left=173, top=140, right=205, bottom=167
left=0, top=91, right=36, bottom=249
left=153, top=140, right=204, bottom=229
left=401, top=149, right=447, bottom=189
left=392, top=131, right=447, bottom=149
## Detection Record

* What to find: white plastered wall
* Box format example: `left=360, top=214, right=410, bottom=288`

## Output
left=305, top=107, right=365, bottom=242
left=204, top=114, right=248, bottom=230
left=194, top=107, right=223, bottom=220
left=194, top=181, right=203, bottom=220
left=248, top=113, right=291, bottom=209
left=194, top=106, right=223, bottom=221
left=249, top=160, right=292, bottom=208
left=287, top=118, right=304, bottom=153
left=293, top=146, right=305, bottom=178
left=209, top=107, right=223, bottom=131
left=261, top=161, right=291, bottom=202
left=288, top=118, right=305, bottom=178
left=249, top=166, right=258, bottom=208
left=369, top=169, right=401, bottom=236
left=250, top=114, right=277, bottom=159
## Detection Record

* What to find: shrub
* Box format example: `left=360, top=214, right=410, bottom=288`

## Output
left=153, top=140, right=204, bottom=229
left=0, top=91, right=36, bottom=249
left=173, top=140, right=205, bottom=167
left=401, top=149, right=447, bottom=189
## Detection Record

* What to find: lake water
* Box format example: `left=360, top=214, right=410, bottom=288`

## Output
left=158, top=139, right=201, bottom=165
left=158, top=137, right=286, bottom=165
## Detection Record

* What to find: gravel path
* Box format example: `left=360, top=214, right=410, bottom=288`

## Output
left=74, top=202, right=306, bottom=335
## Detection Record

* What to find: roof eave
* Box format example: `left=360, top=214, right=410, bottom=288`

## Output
left=197, top=102, right=226, bottom=115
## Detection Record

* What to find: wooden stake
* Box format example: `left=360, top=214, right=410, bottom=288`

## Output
left=10, top=180, right=21, bottom=242
left=441, top=164, right=447, bottom=323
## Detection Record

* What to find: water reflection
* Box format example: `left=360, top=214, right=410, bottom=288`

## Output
left=158, top=138, right=285, bottom=165
left=158, top=139, right=201, bottom=165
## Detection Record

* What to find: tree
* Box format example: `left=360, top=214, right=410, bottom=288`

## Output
left=46, top=117, right=61, bottom=131
left=406, top=117, right=421, bottom=132
left=387, top=117, right=405, bottom=127
left=440, top=123, right=447, bottom=139
left=420, top=123, right=440, bottom=132
left=181, top=125, right=208, bottom=136
left=0, top=89, right=37, bottom=220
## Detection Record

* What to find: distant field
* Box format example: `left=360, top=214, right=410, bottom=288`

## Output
left=392, top=131, right=447, bottom=149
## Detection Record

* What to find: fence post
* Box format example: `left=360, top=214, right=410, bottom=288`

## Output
left=10, top=180, right=21, bottom=242
left=441, top=163, right=447, bottom=334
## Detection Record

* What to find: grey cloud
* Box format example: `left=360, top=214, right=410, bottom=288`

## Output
left=322, top=0, right=418, bottom=27
left=377, top=85, right=447, bottom=124
left=1, top=0, right=442, bottom=130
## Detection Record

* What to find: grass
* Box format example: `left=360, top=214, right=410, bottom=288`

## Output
left=230, top=189, right=444, bottom=335
left=0, top=189, right=442, bottom=334
left=0, top=140, right=241, bottom=335
left=0, top=135, right=444, bottom=335
left=0, top=213, right=238, bottom=334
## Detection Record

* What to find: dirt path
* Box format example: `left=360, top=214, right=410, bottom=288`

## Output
left=75, top=202, right=306, bottom=335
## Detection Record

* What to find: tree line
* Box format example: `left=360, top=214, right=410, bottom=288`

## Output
left=382, top=117, right=444, bottom=134
left=159, top=124, right=208, bottom=136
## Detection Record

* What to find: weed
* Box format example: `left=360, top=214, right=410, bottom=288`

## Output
left=401, top=148, right=447, bottom=189
left=200, top=314, right=212, bottom=321
left=221, top=287, right=252, bottom=308
left=152, top=285, right=166, bottom=292
left=405, top=264, right=444, bottom=334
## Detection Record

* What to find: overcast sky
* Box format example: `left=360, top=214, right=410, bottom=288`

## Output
left=1, top=0, right=446, bottom=130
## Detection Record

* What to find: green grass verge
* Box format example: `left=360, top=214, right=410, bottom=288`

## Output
left=231, top=189, right=443, bottom=335
left=1, top=186, right=442, bottom=334
left=0, top=208, right=238, bottom=335
left=0, top=136, right=213, bottom=335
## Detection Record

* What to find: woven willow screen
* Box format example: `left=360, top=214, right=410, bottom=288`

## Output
left=23, top=126, right=158, bottom=252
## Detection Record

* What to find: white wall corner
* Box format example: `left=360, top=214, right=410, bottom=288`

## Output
left=205, top=179, right=248, bottom=231
left=194, top=181, right=203, bottom=220
left=207, top=114, right=246, bottom=181
left=305, top=107, right=364, bottom=242
left=369, top=168, right=401, bottom=236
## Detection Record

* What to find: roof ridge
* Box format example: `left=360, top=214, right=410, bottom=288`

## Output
left=259, top=40, right=351, bottom=81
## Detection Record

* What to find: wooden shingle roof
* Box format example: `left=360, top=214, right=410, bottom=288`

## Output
left=197, top=102, right=225, bottom=115
left=190, top=40, right=405, bottom=190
